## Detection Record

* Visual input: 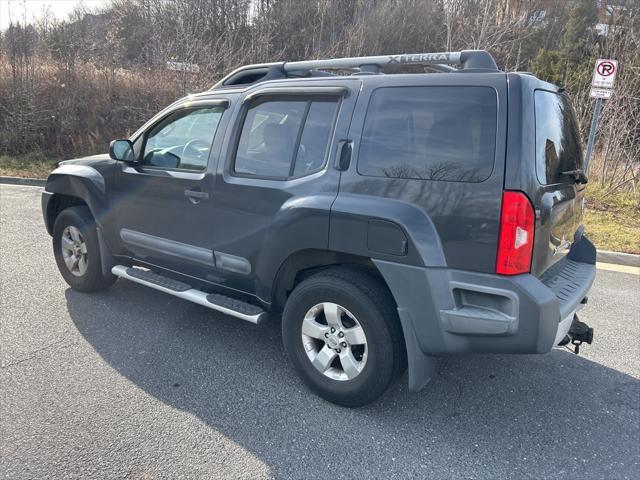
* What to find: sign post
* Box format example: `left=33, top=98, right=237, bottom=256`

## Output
left=584, top=59, right=618, bottom=172
left=584, top=98, right=602, bottom=172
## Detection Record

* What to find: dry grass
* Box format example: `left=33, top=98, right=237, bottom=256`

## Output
left=584, top=182, right=640, bottom=254
left=0, top=154, right=56, bottom=178
left=0, top=58, right=189, bottom=159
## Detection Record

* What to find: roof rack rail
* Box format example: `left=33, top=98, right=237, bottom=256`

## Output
left=211, top=50, right=498, bottom=89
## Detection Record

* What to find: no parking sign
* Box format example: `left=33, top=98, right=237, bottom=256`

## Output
left=592, top=59, right=618, bottom=88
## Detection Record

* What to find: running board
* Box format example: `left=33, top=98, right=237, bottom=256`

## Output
left=111, top=265, right=267, bottom=324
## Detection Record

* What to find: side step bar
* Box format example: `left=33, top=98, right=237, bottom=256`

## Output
left=111, top=265, right=267, bottom=324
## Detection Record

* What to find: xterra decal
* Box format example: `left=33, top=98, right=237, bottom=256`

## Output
left=387, top=53, right=450, bottom=64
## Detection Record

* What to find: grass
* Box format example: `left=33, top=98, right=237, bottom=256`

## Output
left=0, top=154, right=57, bottom=178
left=584, top=182, right=640, bottom=254
left=1, top=155, right=638, bottom=254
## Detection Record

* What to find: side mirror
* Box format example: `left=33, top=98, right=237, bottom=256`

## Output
left=109, top=139, right=135, bottom=162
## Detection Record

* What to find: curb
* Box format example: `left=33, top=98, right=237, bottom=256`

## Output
left=596, top=250, right=640, bottom=268
left=1, top=175, right=638, bottom=267
left=0, top=176, right=47, bottom=187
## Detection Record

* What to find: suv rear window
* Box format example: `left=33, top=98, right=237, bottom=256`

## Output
left=357, top=86, right=497, bottom=182
left=534, top=90, right=584, bottom=184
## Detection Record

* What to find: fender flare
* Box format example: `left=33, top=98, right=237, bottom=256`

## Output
left=329, top=193, right=447, bottom=268
left=43, top=165, right=116, bottom=277
left=44, top=164, right=110, bottom=230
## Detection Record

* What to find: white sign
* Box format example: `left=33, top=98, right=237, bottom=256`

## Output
left=590, top=87, right=612, bottom=99
left=166, top=61, right=200, bottom=73
left=592, top=59, right=617, bottom=88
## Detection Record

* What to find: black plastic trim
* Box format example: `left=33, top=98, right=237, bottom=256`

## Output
left=120, top=229, right=215, bottom=267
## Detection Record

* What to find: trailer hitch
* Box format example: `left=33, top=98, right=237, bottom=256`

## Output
left=559, top=315, right=594, bottom=354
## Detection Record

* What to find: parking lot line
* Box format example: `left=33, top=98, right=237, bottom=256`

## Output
left=596, top=262, right=640, bottom=275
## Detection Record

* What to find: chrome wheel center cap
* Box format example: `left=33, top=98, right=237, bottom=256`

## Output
left=326, top=335, right=340, bottom=349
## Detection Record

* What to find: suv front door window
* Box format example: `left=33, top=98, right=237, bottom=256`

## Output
left=142, top=107, right=224, bottom=170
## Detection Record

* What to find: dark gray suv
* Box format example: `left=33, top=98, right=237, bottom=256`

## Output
left=42, top=50, right=596, bottom=407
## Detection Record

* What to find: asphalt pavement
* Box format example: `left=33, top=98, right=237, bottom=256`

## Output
left=1, top=184, right=639, bottom=479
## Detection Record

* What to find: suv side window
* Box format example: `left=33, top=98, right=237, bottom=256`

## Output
left=234, top=98, right=339, bottom=179
left=142, top=106, right=224, bottom=170
left=357, top=86, right=497, bottom=182
left=534, top=90, right=583, bottom=184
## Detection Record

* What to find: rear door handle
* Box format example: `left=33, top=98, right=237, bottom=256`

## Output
left=335, top=140, right=352, bottom=171
left=184, top=188, right=209, bottom=204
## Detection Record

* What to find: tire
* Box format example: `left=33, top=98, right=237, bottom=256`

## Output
left=52, top=206, right=117, bottom=292
left=282, top=267, right=406, bottom=407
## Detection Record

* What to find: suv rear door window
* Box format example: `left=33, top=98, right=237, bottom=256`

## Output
left=534, top=90, right=584, bottom=184
left=357, top=86, right=497, bottom=182
left=234, top=98, right=339, bottom=179
left=293, top=101, right=338, bottom=177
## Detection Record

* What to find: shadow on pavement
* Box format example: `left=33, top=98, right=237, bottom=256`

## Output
left=65, top=282, right=639, bottom=479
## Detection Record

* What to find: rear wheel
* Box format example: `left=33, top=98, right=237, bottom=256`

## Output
left=282, top=268, right=405, bottom=407
left=52, top=206, right=117, bottom=292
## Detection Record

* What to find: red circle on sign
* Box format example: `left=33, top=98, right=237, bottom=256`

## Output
left=597, top=61, right=615, bottom=76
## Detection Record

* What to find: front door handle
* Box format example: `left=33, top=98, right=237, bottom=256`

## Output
left=184, top=188, right=209, bottom=204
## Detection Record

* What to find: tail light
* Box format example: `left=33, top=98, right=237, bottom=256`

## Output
left=496, top=191, right=535, bottom=275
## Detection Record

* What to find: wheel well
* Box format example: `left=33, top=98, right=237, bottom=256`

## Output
left=45, top=194, right=88, bottom=235
left=271, top=249, right=392, bottom=310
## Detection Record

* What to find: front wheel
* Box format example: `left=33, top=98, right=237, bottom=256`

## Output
left=52, top=206, right=117, bottom=292
left=282, top=268, right=406, bottom=407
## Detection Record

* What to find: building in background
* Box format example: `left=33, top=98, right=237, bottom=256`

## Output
left=596, top=0, right=628, bottom=35
left=494, top=0, right=630, bottom=33
left=494, top=0, right=565, bottom=25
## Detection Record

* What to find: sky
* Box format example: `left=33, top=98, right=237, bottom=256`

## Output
left=0, top=0, right=108, bottom=31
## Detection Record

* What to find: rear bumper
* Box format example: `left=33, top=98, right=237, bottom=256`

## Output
left=374, top=236, right=597, bottom=390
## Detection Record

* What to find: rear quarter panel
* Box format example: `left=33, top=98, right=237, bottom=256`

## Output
left=332, top=72, right=509, bottom=272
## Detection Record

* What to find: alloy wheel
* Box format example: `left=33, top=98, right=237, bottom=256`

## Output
left=301, top=302, right=368, bottom=381
left=60, top=225, right=88, bottom=277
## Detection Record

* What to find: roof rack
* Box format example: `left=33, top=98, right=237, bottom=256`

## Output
left=211, top=50, right=498, bottom=89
